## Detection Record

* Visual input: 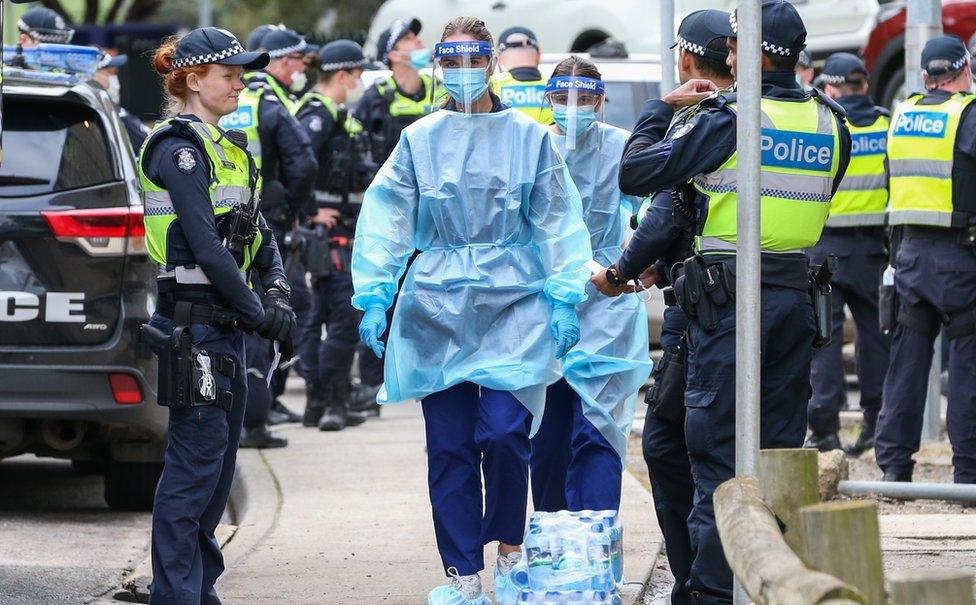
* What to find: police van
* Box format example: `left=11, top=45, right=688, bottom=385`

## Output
left=0, top=45, right=164, bottom=510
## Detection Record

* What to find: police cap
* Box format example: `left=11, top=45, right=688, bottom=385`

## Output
left=671, top=9, right=733, bottom=62
left=376, top=18, right=422, bottom=65
left=921, top=35, right=970, bottom=76
left=97, top=51, right=128, bottom=70
left=18, top=6, right=74, bottom=44
left=498, top=26, right=540, bottom=51
left=797, top=49, right=813, bottom=69
left=172, top=27, right=270, bottom=70
left=318, top=40, right=369, bottom=72
left=820, top=52, right=868, bottom=85
left=247, top=24, right=281, bottom=52
left=730, top=0, right=807, bottom=60
left=261, top=27, right=315, bottom=59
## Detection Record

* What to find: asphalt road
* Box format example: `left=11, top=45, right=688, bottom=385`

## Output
left=0, top=455, right=150, bottom=605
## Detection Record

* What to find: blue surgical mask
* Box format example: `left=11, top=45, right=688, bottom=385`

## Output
left=409, top=48, right=431, bottom=70
left=552, top=105, right=598, bottom=135
left=442, top=68, right=489, bottom=105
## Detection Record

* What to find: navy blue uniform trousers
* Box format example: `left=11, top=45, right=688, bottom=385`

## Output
left=807, top=228, right=890, bottom=434
left=529, top=378, right=623, bottom=513
left=876, top=235, right=976, bottom=482
left=685, top=287, right=815, bottom=604
left=302, top=271, right=360, bottom=393
left=642, top=305, right=695, bottom=605
left=421, top=382, right=532, bottom=575
left=148, top=314, right=247, bottom=605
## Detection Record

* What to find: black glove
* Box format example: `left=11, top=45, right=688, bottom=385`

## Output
left=257, top=290, right=296, bottom=344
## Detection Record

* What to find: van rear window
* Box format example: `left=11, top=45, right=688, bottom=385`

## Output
left=0, top=98, right=117, bottom=197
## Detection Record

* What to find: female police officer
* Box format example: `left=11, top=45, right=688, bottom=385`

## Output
left=352, top=17, right=591, bottom=604
left=140, top=28, right=296, bottom=604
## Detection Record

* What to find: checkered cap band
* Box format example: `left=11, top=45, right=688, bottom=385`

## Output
left=267, top=40, right=308, bottom=58
left=730, top=11, right=793, bottom=56
left=819, top=73, right=847, bottom=85
left=172, top=42, right=245, bottom=69
left=676, top=35, right=707, bottom=57
left=18, top=19, right=73, bottom=43
left=952, top=52, right=971, bottom=71
left=729, top=11, right=738, bottom=34
left=320, top=57, right=369, bottom=72
left=386, top=21, right=408, bottom=55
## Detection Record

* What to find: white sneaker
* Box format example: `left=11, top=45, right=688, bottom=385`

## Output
left=495, top=550, right=522, bottom=576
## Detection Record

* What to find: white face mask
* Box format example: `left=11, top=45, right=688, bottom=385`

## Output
left=289, top=71, right=308, bottom=93
left=346, top=78, right=365, bottom=105
left=107, top=74, right=121, bottom=104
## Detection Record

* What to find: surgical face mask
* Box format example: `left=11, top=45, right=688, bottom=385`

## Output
left=107, top=74, right=121, bottom=104
left=346, top=77, right=365, bottom=105
left=409, top=48, right=431, bottom=70
left=442, top=68, right=489, bottom=105
left=552, top=105, right=598, bottom=136
left=289, top=71, right=308, bottom=93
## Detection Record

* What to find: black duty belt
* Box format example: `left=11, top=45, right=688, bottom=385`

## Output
left=902, top=225, right=976, bottom=246
left=156, top=299, right=241, bottom=329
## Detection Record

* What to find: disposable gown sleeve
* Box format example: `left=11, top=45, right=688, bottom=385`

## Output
left=350, top=133, right=419, bottom=312
left=527, top=135, right=592, bottom=307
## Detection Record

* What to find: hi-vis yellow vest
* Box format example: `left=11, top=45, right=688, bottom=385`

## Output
left=491, top=71, right=553, bottom=124
left=827, top=113, right=889, bottom=227
left=888, top=92, right=976, bottom=227
left=692, top=95, right=843, bottom=254
left=138, top=119, right=262, bottom=275
left=295, top=92, right=364, bottom=135
left=218, top=86, right=263, bottom=169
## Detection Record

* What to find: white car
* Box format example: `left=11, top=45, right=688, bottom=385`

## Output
left=366, top=0, right=880, bottom=59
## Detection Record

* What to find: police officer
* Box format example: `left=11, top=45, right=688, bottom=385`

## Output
left=248, top=26, right=314, bottom=111
left=796, top=49, right=814, bottom=90
left=876, top=35, right=976, bottom=484
left=246, top=23, right=279, bottom=53
left=489, top=26, right=552, bottom=124
left=295, top=40, right=375, bottom=430
left=93, top=51, right=150, bottom=151
left=599, top=3, right=850, bottom=601
left=355, top=17, right=437, bottom=165
left=17, top=6, right=73, bottom=47
left=805, top=52, right=891, bottom=455
left=226, top=26, right=318, bottom=447
left=593, top=11, right=733, bottom=604
left=139, top=28, right=296, bottom=603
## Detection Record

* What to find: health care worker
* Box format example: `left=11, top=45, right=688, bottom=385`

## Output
left=529, top=57, right=651, bottom=514
left=350, top=16, right=591, bottom=605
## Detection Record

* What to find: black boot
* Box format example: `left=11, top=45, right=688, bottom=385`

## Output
left=239, top=425, right=288, bottom=449
left=318, top=403, right=347, bottom=431
left=349, top=383, right=382, bottom=412
left=845, top=411, right=878, bottom=458
left=302, top=383, right=326, bottom=428
left=331, top=377, right=367, bottom=427
left=268, top=399, right=303, bottom=426
left=804, top=431, right=842, bottom=452
left=883, top=469, right=913, bottom=482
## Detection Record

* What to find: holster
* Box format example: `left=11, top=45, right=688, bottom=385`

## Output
left=301, top=225, right=333, bottom=278
left=672, top=255, right=733, bottom=332
left=645, top=337, right=687, bottom=425
left=809, top=256, right=837, bottom=349
left=879, top=268, right=898, bottom=335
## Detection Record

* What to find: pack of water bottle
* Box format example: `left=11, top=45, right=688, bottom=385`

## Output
left=509, top=509, right=623, bottom=604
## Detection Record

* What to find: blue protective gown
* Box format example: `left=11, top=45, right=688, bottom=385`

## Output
left=556, top=122, right=652, bottom=459
left=351, top=107, right=592, bottom=434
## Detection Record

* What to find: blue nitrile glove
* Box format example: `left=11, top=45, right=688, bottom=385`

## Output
left=550, top=302, right=581, bottom=359
left=359, top=304, right=387, bottom=359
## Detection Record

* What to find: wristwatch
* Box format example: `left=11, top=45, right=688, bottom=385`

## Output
left=268, top=278, right=292, bottom=299
left=605, top=264, right=625, bottom=288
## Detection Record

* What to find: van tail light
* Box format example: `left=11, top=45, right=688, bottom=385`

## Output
left=109, top=373, right=143, bottom=405
left=41, top=207, right=145, bottom=257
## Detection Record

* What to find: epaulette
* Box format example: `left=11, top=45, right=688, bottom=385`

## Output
left=874, top=105, right=892, bottom=118
left=809, top=87, right=848, bottom=119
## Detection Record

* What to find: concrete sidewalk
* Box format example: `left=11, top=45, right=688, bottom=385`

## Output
left=218, top=388, right=662, bottom=604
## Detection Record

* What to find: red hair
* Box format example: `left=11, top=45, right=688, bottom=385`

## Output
left=152, top=36, right=212, bottom=114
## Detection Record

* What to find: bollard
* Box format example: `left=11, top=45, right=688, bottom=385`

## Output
left=889, top=569, right=974, bottom=605
left=758, top=449, right=820, bottom=553
left=798, top=501, right=886, bottom=605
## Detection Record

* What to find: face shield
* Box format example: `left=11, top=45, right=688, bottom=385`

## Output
left=433, top=40, right=494, bottom=115
left=544, top=75, right=605, bottom=151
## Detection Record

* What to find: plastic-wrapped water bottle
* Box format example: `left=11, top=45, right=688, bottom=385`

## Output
left=599, top=510, right=624, bottom=584
left=587, top=522, right=613, bottom=591
left=526, top=527, right=553, bottom=590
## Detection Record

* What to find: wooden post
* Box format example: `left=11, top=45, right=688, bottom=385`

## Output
left=889, top=569, right=974, bottom=605
left=759, top=449, right=820, bottom=553
left=714, top=477, right=865, bottom=604
left=798, top=501, right=886, bottom=605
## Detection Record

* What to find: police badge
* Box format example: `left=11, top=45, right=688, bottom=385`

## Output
left=175, top=147, right=198, bottom=174
left=309, top=116, right=323, bottom=132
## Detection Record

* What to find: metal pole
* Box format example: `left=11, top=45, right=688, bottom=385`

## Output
left=734, top=1, right=762, bottom=603
left=198, top=0, right=213, bottom=28
left=905, top=0, right=942, bottom=95
left=660, top=0, right=676, bottom=94
left=906, top=0, right=944, bottom=441
left=839, top=480, right=976, bottom=503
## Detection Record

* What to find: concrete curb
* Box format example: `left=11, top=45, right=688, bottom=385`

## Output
left=620, top=468, right=663, bottom=605
left=221, top=448, right=283, bottom=570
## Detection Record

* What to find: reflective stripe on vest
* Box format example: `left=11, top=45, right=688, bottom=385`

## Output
left=490, top=72, right=553, bottom=124
left=138, top=119, right=263, bottom=275
left=243, top=71, right=298, bottom=113
left=375, top=74, right=438, bottom=117
left=888, top=92, right=975, bottom=227
left=219, top=87, right=263, bottom=169
left=692, top=96, right=842, bottom=254
left=296, top=92, right=364, bottom=135
left=827, top=114, right=889, bottom=227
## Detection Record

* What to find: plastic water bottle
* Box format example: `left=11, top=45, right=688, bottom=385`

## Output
left=526, top=527, right=553, bottom=590
left=515, top=589, right=538, bottom=604
left=598, top=511, right=624, bottom=584
left=587, top=522, right=613, bottom=591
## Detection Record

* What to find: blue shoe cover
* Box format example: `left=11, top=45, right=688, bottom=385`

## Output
left=493, top=563, right=528, bottom=605
left=427, top=583, right=490, bottom=605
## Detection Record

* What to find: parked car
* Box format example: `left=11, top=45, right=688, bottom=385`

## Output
left=366, top=0, right=879, bottom=59
left=0, top=65, right=164, bottom=510
left=863, top=0, right=976, bottom=108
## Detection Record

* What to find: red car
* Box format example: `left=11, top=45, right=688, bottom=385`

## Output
left=863, top=0, right=976, bottom=108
